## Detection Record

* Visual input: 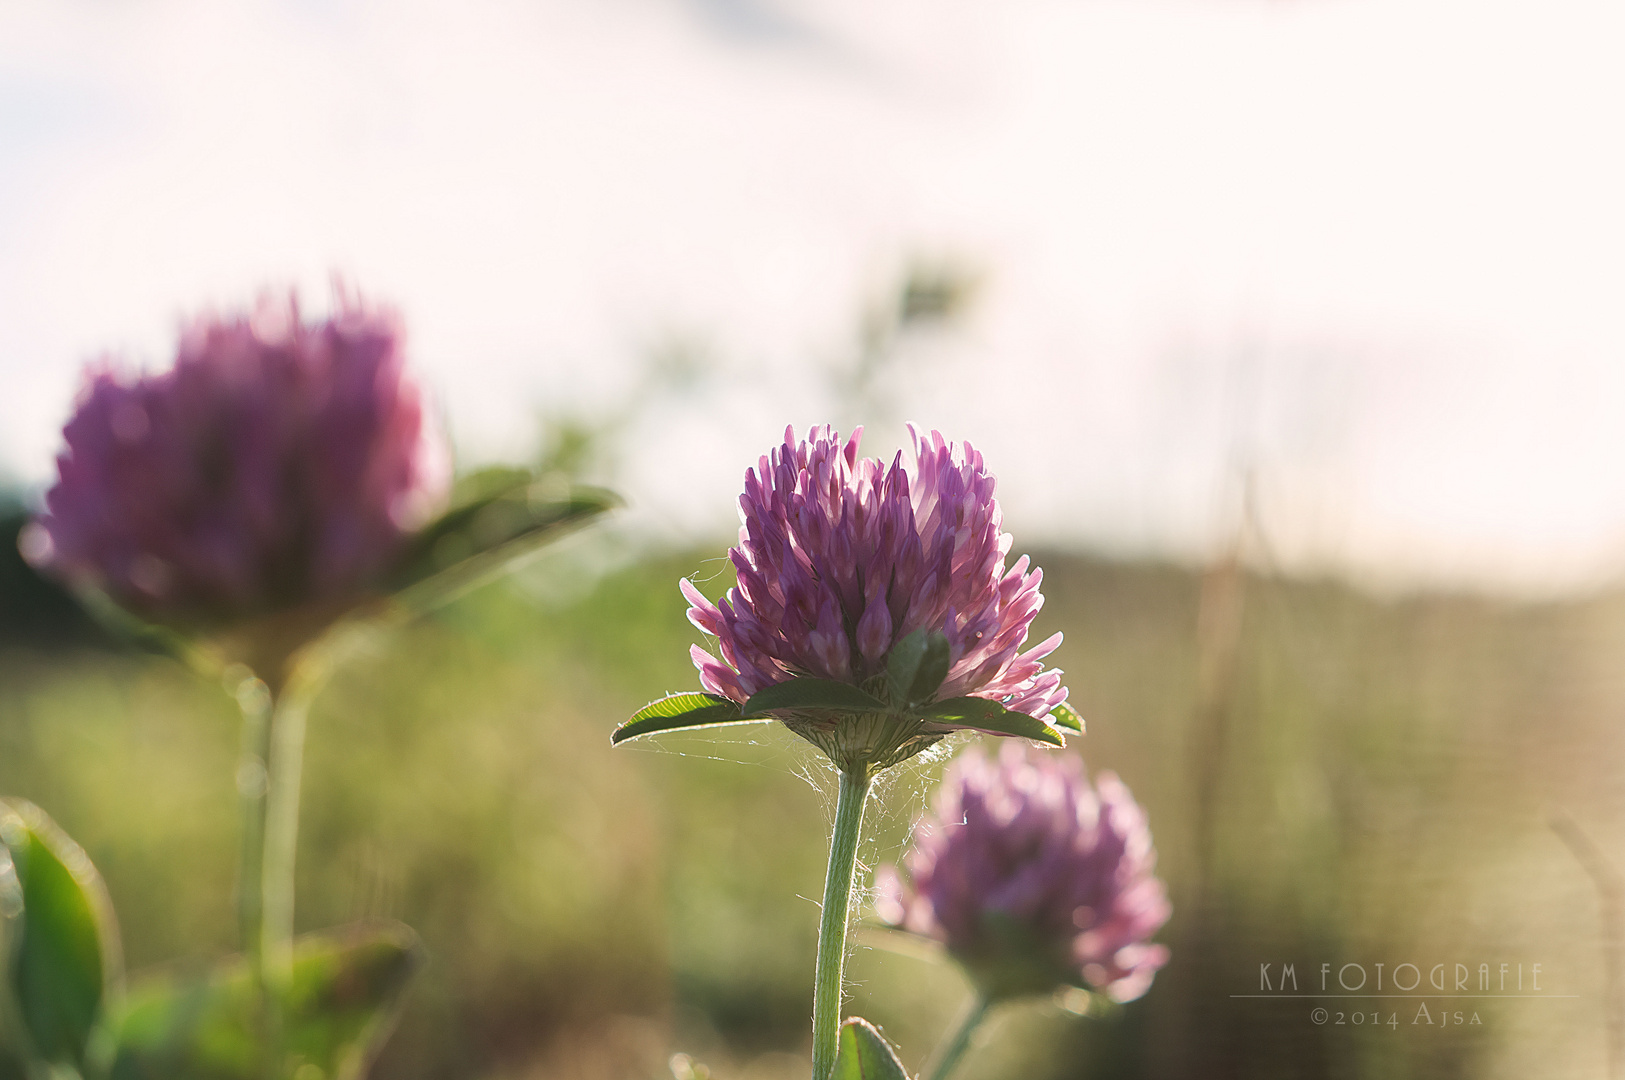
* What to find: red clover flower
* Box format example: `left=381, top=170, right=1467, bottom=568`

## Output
left=27, top=292, right=450, bottom=667
left=655, top=424, right=1075, bottom=771
left=878, top=744, right=1171, bottom=1003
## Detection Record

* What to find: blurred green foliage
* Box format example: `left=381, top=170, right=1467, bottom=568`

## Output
left=111, top=922, right=420, bottom=1080
left=1, top=532, right=1619, bottom=1079
left=0, top=798, right=120, bottom=1071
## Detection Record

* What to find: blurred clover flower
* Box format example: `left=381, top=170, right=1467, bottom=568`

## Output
left=615, top=423, right=1081, bottom=1080
left=22, top=291, right=453, bottom=1056
left=878, top=745, right=1169, bottom=1078
left=879, top=744, right=1170, bottom=1003
left=19, top=290, right=611, bottom=1077
left=27, top=293, right=449, bottom=668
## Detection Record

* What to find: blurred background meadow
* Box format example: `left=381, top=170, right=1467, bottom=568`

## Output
left=5, top=0, right=1625, bottom=1077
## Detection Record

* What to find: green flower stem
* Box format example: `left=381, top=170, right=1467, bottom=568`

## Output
left=261, top=678, right=312, bottom=980
left=234, top=676, right=274, bottom=981
left=924, top=994, right=990, bottom=1080
left=232, top=673, right=277, bottom=1076
left=233, top=665, right=317, bottom=1078
left=811, top=765, right=873, bottom=1080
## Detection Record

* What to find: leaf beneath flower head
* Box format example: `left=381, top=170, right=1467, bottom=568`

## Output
left=386, top=466, right=619, bottom=610
left=0, top=798, right=122, bottom=1070
left=611, top=693, right=766, bottom=745
left=108, top=921, right=420, bottom=1080
left=831, top=1017, right=911, bottom=1080
left=885, top=629, right=951, bottom=707
left=741, top=679, right=887, bottom=717
left=917, top=697, right=1065, bottom=747
left=61, top=585, right=203, bottom=668
left=1047, top=700, right=1085, bottom=735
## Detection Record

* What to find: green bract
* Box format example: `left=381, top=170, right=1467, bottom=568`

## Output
left=613, top=631, right=1068, bottom=774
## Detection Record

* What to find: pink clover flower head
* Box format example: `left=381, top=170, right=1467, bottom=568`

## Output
left=30, top=291, right=451, bottom=644
left=683, top=424, right=1068, bottom=766
left=876, top=744, right=1171, bottom=1003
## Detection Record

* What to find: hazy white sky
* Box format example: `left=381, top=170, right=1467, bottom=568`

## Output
left=3, top=0, right=1623, bottom=593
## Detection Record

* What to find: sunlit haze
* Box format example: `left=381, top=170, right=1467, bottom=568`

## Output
left=3, top=0, right=1623, bottom=593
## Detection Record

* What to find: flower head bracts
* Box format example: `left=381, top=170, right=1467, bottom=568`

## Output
left=877, top=745, right=1171, bottom=1003
left=31, top=293, right=450, bottom=633
left=683, top=425, right=1068, bottom=735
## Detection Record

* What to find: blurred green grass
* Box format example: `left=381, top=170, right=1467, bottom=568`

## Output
left=2, top=531, right=1621, bottom=1079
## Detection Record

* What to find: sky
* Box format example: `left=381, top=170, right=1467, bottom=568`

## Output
left=2, top=0, right=1623, bottom=594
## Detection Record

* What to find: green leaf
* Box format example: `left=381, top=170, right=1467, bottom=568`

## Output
left=446, top=465, right=536, bottom=505
left=831, top=1017, right=911, bottom=1080
left=885, top=629, right=951, bottom=707
left=109, top=921, right=421, bottom=1080
left=1047, top=700, right=1085, bottom=735
left=64, top=584, right=202, bottom=666
left=0, top=799, right=123, bottom=1069
left=386, top=467, right=619, bottom=609
left=918, top=698, right=1065, bottom=747
left=611, top=693, right=767, bottom=745
left=741, top=679, right=887, bottom=717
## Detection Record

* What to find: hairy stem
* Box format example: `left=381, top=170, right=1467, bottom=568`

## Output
left=811, top=766, right=872, bottom=1080
left=924, top=994, right=989, bottom=1080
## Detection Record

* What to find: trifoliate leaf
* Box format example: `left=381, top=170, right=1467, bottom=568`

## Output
left=388, top=467, right=618, bottom=609
left=611, top=693, right=767, bottom=745
left=918, top=698, right=1065, bottom=747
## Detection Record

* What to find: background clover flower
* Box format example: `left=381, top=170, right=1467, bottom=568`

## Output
left=877, top=744, right=1171, bottom=1004
left=27, top=293, right=450, bottom=642
left=678, top=424, right=1070, bottom=766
